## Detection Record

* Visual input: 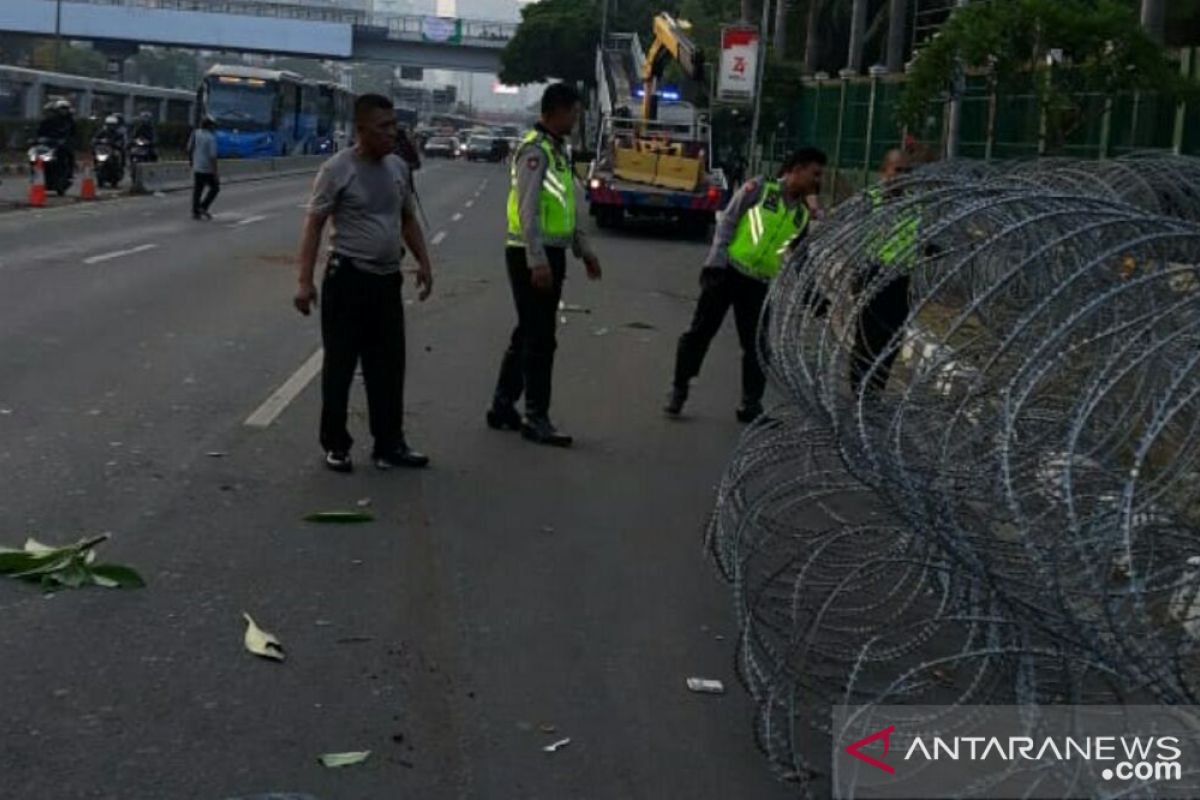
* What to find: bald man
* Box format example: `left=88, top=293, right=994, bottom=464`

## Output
left=849, top=149, right=917, bottom=395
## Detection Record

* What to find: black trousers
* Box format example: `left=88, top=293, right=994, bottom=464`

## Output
left=849, top=263, right=911, bottom=394
left=192, top=172, right=219, bottom=214
left=319, top=257, right=407, bottom=456
left=673, top=266, right=769, bottom=404
left=492, top=246, right=567, bottom=420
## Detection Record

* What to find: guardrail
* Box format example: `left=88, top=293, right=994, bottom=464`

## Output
left=131, top=154, right=326, bottom=194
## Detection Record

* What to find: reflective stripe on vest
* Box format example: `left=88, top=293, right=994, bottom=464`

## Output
left=506, top=130, right=576, bottom=247
left=866, top=186, right=920, bottom=269
left=727, top=180, right=809, bottom=281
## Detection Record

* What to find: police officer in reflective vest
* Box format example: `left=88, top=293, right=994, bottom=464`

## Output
left=850, top=148, right=919, bottom=395
left=665, top=148, right=827, bottom=422
left=487, top=83, right=602, bottom=447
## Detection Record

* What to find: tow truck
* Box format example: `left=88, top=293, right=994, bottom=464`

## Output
left=585, top=13, right=728, bottom=239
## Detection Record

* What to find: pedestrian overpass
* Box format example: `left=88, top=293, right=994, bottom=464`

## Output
left=0, top=0, right=515, bottom=73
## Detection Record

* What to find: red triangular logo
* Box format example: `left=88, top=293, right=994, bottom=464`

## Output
left=845, top=725, right=896, bottom=775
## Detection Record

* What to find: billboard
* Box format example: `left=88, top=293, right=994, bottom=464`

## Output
left=717, top=25, right=759, bottom=104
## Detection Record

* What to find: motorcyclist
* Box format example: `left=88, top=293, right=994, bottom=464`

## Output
left=92, top=114, right=126, bottom=152
left=35, top=99, right=76, bottom=174
left=130, top=111, right=157, bottom=160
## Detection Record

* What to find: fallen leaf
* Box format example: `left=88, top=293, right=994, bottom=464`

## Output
left=318, top=751, right=371, bottom=768
left=304, top=511, right=374, bottom=524
left=242, top=613, right=285, bottom=662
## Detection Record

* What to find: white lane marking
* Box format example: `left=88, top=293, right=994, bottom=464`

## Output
left=83, top=243, right=158, bottom=265
left=452, top=212, right=463, bottom=222
left=232, top=214, right=270, bottom=227
left=296, top=203, right=309, bottom=209
left=430, top=230, right=447, bottom=246
left=464, top=199, right=474, bottom=208
left=245, top=348, right=324, bottom=428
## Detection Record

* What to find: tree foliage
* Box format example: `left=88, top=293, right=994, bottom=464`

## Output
left=898, top=0, right=1191, bottom=149
left=499, top=0, right=602, bottom=87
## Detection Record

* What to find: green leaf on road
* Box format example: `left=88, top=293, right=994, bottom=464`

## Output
left=318, top=751, right=371, bottom=768
left=304, top=511, right=375, bottom=524
left=0, top=535, right=143, bottom=591
left=243, top=613, right=285, bottom=662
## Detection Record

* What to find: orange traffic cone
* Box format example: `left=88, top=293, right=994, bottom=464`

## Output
left=80, top=160, right=96, bottom=201
left=29, top=158, right=46, bottom=208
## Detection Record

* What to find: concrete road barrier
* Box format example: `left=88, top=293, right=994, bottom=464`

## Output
left=132, top=155, right=328, bottom=194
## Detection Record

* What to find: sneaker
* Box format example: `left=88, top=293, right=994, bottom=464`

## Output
left=486, top=404, right=523, bottom=431
left=663, top=384, right=688, bottom=417
left=521, top=416, right=573, bottom=448
left=736, top=401, right=764, bottom=424
left=325, top=450, right=353, bottom=473
left=374, top=445, right=430, bottom=470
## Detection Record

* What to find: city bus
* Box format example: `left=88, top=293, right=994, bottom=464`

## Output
left=316, top=81, right=354, bottom=153
left=199, top=65, right=320, bottom=158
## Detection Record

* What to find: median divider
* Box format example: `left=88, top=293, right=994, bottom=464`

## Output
left=132, top=154, right=328, bottom=195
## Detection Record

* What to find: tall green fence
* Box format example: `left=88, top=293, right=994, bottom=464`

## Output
left=755, top=47, right=1199, bottom=203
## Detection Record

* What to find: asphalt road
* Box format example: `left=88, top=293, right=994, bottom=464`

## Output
left=0, top=159, right=798, bottom=800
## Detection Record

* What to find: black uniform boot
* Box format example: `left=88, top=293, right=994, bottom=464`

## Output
left=521, top=416, right=573, bottom=447
left=486, top=404, right=522, bottom=431
left=736, top=399, right=763, bottom=424
left=663, top=384, right=688, bottom=417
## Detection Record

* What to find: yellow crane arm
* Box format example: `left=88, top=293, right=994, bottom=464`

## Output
left=640, top=12, right=704, bottom=123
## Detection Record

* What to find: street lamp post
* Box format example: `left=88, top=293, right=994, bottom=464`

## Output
left=747, top=0, right=772, bottom=174
left=54, top=0, right=63, bottom=72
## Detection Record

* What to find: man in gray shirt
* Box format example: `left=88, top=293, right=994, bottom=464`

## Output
left=189, top=117, right=219, bottom=220
left=295, top=94, right=435, bottom=473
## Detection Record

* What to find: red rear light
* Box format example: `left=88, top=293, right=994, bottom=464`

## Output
left=706, top=186, right=720, bottom=203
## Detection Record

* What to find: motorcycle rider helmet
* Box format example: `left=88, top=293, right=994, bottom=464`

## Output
left=138, top=111, right=154, bottom=123
left=53, top=99, right=73, bottom=116
left=104, top=114, right=120, bottom=128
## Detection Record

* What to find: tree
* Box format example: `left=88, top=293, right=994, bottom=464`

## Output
left=898, top=0, right=1191, bottom=151
left=499, top=0, right=601, bottom=86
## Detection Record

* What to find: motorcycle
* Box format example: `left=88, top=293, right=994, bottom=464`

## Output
left=128, top=136, right=156, bottom=165
left=27, top=137, right=73, bottom=196
left=93, top=142, right=124, bottom=188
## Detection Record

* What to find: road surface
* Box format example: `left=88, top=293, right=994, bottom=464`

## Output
left=0, top=159, right=797, bottom=799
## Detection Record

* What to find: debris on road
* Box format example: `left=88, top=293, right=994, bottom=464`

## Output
left=242, top=613, right=285, bottom=662
left=539, top=723, right=557, bottom=734
left=624, top=321, right=657, bottom=330
left=356, top=498, right=372, bottom=508
left=206, top=451, right=226, bottom=458
left=304, top=511, right=374, bottom=524
left=0, top=534, right=145, bottom=591
left=592, top=327, right=610, bottom=337
left=685, top=677, right=726, bottom=694
left=558, top=301, right=591, bottom=314
left=318, top=751, right=371, bottom=768
left=542, top=738, right=571, bottom=753
left=335, top=636, right=373, bottom=644
left=540, top=525, right=555, bottom=534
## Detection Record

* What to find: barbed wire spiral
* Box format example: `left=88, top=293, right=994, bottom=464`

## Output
left=707, top=154, right=1200, bottom=797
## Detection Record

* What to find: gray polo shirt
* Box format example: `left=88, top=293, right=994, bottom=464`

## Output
left=308, top=149, right=416, bottom=275
left=190, top=128, right=218, bottom=175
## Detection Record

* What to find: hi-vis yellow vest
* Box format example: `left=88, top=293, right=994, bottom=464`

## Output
left=506, top=130, right=576, bottom=246
left=727, top=180, right=809, bottom=281
left=866, top=186, right=920, bottom=268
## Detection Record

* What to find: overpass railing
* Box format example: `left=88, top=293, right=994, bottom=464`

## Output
left=60, top=0, right=517, bottom=42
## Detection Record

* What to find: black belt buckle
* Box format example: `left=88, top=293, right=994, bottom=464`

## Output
left=327, top=253, right=348, bottom=277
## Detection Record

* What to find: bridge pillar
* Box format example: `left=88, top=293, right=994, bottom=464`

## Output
left=24, top=79, right=46, bottom=120
left=94, top=39, right=140, bottom=84
left=79, top=89, right=94, bottom=119
left=157, top=98, right=169, bottom=124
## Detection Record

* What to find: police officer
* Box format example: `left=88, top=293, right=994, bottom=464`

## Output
left=486, top=83, right=602, bottom=447
left=850, top=148, right=918, bottom=395
left=665, top=148, right=827, bottom=422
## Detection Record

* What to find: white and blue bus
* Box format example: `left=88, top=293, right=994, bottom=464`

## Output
left=199, top=65, right=326, bottom=158
left=316, top=81, right=355, bottom=154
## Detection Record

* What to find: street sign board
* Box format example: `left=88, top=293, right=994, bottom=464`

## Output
left=718, top=25, right=759, bottom=104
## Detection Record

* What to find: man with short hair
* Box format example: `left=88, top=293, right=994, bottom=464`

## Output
left=850, top=148, right=918, bottom=395
left=189, top=117, right=219, bottom=220
left=664, top=147, right=827, bottom=423
left=295, top=93, right=435, bottom=473
left=486, top=82, right=602, bottom=448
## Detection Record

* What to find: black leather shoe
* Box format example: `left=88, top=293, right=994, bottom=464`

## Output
left=663, top=384, right=688, bottom=417
left=521, top=416, right=573, bottom=447
left=486, top=404, right=522, bottom=431
left=374, top=445, right=430, bottom=469
left=736, top=401, right=763, bottom=424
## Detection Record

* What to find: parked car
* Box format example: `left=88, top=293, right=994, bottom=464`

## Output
left=423, top=136, right=459, bottom=159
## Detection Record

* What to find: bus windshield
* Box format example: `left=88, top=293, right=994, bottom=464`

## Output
left=206, top=80, right=276, bottom=131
